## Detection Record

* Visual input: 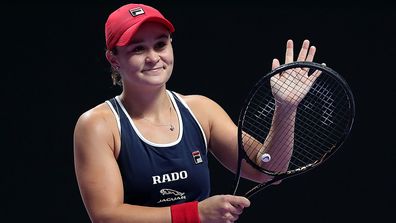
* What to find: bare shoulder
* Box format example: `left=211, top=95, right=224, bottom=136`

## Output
left=173, top=92, right=230, bottom=127
left=74, top=102, right=118, bottom=152
left=75, top=102, right=115, bottom=130
left=173, top=92, right=236, bottom=150
left=176, top=93, right=220, bottom=109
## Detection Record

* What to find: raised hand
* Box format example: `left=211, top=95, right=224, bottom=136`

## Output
left=270, top=39, right=321, bottom=107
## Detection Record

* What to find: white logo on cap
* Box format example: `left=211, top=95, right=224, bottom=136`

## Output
left=129, top=7, right=145, bottom=17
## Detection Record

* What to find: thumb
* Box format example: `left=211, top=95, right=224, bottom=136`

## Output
left=227, top=195, right=251, bottom=208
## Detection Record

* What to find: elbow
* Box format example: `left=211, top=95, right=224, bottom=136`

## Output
left=89, top=208, right=118, bottom=223
left=271, top=179, right=283, bottom=185
left=260, top=175, right=283, bottom=185
left=91, top=215, right=112, bottom=223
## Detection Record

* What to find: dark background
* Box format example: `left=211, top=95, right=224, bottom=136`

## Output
left=2, top=1, right=395, bottom=222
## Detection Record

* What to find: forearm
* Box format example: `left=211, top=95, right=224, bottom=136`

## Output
left=90, top=204, right=171, bottom=223
left=256, top=104, right=297, bottom=173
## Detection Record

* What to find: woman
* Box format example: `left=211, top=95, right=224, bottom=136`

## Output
left=74, top=3, right=319, bottom=223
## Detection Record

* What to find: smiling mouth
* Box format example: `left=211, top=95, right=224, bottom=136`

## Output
left=143, top=66, right=164, bottom=72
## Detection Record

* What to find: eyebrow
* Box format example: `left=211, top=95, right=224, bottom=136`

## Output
left=129, top=34, right=170, bottom=45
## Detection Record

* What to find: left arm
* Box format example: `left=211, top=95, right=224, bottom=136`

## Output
left=255, top=39, right=320, bottom=174
left=186, top=39, right=320, bottom=183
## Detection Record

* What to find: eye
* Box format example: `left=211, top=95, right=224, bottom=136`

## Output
left=127, top=45, right=145, bottom=54
left=154, top=41, right=167, bottom=51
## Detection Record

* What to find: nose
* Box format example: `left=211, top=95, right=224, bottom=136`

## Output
left=145, top=50, right=160, bottom=63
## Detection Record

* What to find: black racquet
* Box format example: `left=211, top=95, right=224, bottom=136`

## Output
left=232, top=61, right=355, bottom=199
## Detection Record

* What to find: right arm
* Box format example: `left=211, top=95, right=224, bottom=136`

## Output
left=73, top=104, right=171, bottom=223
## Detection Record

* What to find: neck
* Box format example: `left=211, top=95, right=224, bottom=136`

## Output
left=120, top=88, right=173, bottom=122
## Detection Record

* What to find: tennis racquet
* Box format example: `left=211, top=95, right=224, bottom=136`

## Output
left=232, top=61, right=355, bottom=199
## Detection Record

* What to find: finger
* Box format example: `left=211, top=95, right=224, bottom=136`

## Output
left=226, top=195, right=251, bottom=208
left=285, top=39, right=294, bottom=64
left=297, top=39, right=310, bottom=61
left=308, top=70, right=321, bottom=84
left=305, top=45, right=317, bottom=62
left=272, top=58, right=280, bottom=70
left=308, top=63, right=325, bottom=81
left=227, top=203, right=244, bottom=215
left=224, top=212, right=239, bottom=222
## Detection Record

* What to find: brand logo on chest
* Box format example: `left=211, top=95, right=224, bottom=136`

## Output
left=192, top=150, right=203, bottom=164
left=152, top=170, right=188, bottom=185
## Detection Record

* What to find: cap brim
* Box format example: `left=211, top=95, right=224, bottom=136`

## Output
left=116, top=17, right=175, bottom=47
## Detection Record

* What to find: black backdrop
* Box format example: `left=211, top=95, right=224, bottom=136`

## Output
left=2, top=1, right=395, bottom=222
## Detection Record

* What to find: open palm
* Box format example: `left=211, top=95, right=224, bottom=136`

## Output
left=271, top=40, right=321, bottom=107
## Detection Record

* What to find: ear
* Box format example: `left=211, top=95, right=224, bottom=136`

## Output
left=105, top=50, right=120, bottom=69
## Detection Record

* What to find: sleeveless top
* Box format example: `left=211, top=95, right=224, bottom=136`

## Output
left=106, top=90, right=211, bottom=207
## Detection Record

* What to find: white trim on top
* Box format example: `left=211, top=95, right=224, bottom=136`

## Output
left=171, top=92, right=208, bottom=153
left=105, top=100, right=121, bottom=134
left=114, top=91, right=183, bottom=147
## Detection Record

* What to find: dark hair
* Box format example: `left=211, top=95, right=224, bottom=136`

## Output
left=108, top=48, right=122, bottom=86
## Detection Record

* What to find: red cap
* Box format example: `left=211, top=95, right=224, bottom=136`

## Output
left=105, top=4, right=175, bottom=50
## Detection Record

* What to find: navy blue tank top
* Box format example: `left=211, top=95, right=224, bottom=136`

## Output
left=106, top=91, right=210, bottom=207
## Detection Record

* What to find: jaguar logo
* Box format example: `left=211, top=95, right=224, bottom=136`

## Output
left=160, top=188, right=185, bottom=196
left=157, top=188, right=186, bottom=204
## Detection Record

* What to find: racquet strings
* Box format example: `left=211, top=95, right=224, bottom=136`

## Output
left=241, top=66, right=353, bottom=175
